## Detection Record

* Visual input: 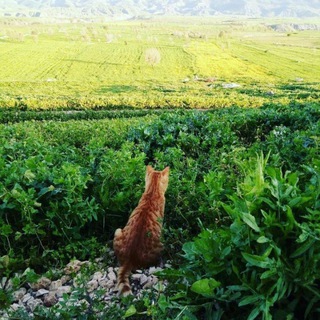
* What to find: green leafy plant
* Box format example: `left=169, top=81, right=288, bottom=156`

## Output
left=161, top=155, right=320, bottom=319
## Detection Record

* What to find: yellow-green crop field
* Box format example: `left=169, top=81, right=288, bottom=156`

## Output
left=0, top=16, right=319, bottom=109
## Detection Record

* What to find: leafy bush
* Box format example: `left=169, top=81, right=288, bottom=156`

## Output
left=0, top=103, right=319, bottom=281
left=160, top=155, right=320, bottom=319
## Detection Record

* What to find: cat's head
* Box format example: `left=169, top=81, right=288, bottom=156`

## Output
left=145, top=165, right=170, bottom=193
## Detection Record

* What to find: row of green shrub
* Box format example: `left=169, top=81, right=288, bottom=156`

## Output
left=1, top=102, right=319, bottom=318
left=0, top=109, right=159, bottom=124
left=0, top=82, right=318, bottom=112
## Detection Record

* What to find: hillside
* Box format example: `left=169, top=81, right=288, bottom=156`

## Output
left=1, top=0, right=320, bottom=19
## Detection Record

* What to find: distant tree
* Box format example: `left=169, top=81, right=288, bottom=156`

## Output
left=31, top=30, right=38, bottom=43
left=17, top=32, right=24, bottom=42
left=218, top=30, right=226, bottom=38
left=105, top=34, right=114, bottom=43
left=145, top=48, right=161, bottom=67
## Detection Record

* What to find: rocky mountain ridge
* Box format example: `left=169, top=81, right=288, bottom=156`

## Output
left=1, top=0, right=320, bottom=19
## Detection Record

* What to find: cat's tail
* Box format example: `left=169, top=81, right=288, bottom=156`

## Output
left=116, top=262, right=132, bottom=296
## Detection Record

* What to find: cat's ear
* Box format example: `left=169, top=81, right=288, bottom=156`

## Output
left=146, top=165, right=154, bottom=175
left=162, top=167, right=170, bottom=176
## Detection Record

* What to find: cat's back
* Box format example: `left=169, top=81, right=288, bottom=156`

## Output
left=117, top=194, right=164, bottom=266
left=114, top=166, right=169, bottom=268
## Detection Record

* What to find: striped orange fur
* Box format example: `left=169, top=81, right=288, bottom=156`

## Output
left=113, top=165, right=169, bottom=296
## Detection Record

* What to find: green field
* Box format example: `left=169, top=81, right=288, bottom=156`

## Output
left=0, top=17, right=319, bottom=109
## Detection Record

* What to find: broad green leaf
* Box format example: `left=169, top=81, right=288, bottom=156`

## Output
left=158, top=294, right=169, bottom=312
left=0, top=255, right=10, bottom=268
left=260, top=197, right=276, bottom=210
left=257, top=236, right=269, bottom=243
left=222, top=203, right=235, bottom=218
left=227, top=285, right=248, bottom=291
left=242, top=212, right=260, bottom=232
left=124, top=305, right=137, bottom=318
left=285, top=206, right=295, bottom=232
left=290, top=238, right=316, bottom=258
left=182, top=242, right=197, bottom=260
left=191, top=278, right=220, bottom=297
left=242, top=252, right=270, bottom=268
left=247, top=306, right=261, bottom=320
left=239, top=295, right=261, bottom=306
left=297, top=232, right=308, bottom=243
left=260, top=269, right=277, bottom=280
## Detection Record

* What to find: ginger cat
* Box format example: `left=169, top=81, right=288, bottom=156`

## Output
left=113, top=165, right=169, bottom=296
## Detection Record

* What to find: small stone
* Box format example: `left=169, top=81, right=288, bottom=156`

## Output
left=143, top=276, right=158, bottom=289
left=131, top=274, right=141, bottom=281
left=149, top=267, right=163, bottom=274
left=99, top=279, right=114, bottom=289
left=78, top=299, right=90, bottom=309
left=56, top=286, right=72, bottom=298
left=87, top=279, right=98, bottom=292
left=140, top=274, right=148, bottom=286
left=222, top=83, right=241, bottom=89
left=49, top=280, right=62, bottom=291
left=135, top=269, right=143, bottom=274
left=43, top=292, right=58, bottom=307
left=36, top=289, right=49, bottom=297
left=10, top=303, right=21, bottom=312
left=27, top=298, right=42, bottom=311
left=13, top=287, right=27, bottom=301
left=30, top=277, right=51, bottom=290
left=108, top=271, right=117, bottom=282
left=107, top=267, right=114, bottom=273
left=92, top=271, right=104, bottom=281
left=60, top=275, right=71, bottom=285
left=1, top=277, right=13, bottom=290
left=104, top=295, right=112, bottom=301
left=22, top=293, right=32, bottom=304
left=64, top=260, right=82, bottom=274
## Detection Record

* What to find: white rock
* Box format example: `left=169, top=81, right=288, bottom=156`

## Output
left=22, top=293, right=32, bottom=304
left=10, top=303, right=21, bottom=312
left=108, top=271, right=117, bottom=282
left=140, top=274, right=148, bottom=286
left=49, top=280, right=62, bottom=291
left=107, top=267, right=114, bottom=273
left=13, top=287, right=27, bottom=301
left=27, top=298, right=42, bottom=311
left=64, top=260, right=82, bottom=274
left=60, top=275, right=70, bottom=285
left=92, top=271, right=104, bottom=281
left=77, top=299, right=89, bottom=309
left=30, top=277, right=51, bottom=290
left=1, top=277, right=12, bottom=290
left=149, top=267, right=163, bottom=274
left=36, top=289, right=49, bottom=297
left=87, top=279, right=98, bottom=292
left=43, top=292, right=58, bottom=307
left=56, top=286, right=72, bottom=298
left=131, top=274, right=141, bottom=281
left=222, top=83, right=241, bottom=89
left=143, top=276, right=158, bottom=289
left=99, top=279, right=114, bottom=289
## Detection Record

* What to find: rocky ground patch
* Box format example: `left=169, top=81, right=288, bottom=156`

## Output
left=1, top=258, right=169, bottom=319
